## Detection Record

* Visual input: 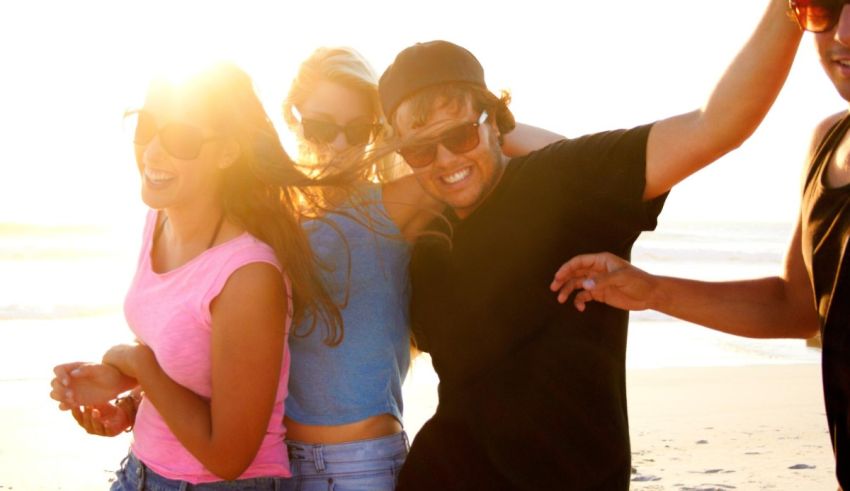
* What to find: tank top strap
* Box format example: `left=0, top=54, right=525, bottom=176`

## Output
left=806, top=112, right=850, bottom=187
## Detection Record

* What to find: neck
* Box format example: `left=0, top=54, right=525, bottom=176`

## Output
left=161, top=196, right=225, bottom=247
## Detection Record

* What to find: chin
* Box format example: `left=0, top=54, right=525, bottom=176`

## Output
left=140, top=189, right=171, bottom=210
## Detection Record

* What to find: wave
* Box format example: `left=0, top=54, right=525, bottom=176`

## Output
left=0, top=303, right=120, bottom=320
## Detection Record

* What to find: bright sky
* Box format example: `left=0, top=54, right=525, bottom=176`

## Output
left=0, top=0, right=844, bottom=227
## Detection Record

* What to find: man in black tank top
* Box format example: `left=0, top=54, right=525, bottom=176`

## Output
left=550, top=3, right=850, bottom=488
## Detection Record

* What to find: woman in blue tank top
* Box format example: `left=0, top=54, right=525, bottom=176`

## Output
left=281, top=47, right=432, bottom=491
left=280, top=46, right=564, bottom=491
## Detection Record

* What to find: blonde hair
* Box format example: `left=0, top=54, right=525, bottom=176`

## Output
left=283, top=47, right=405, bottom=183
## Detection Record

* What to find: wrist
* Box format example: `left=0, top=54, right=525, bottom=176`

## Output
left=646, top=274, right=669, bottom=312
left=129, top=345, right=156, bottom=382
left=114, top=391, right=142, bottom=433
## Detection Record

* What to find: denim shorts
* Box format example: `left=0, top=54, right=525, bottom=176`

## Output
left=110, top=452, right=294, bottom=491
left=285, top=432, right=409, bottom=491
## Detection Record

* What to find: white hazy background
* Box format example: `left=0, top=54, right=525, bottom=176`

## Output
left=0, top=2, right=841, bottom=488
left=0, top=0, right=844, bottom=229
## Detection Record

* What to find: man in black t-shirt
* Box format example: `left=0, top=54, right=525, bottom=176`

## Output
left=549, top=3, right=850, bottom=489
left=377, top=2, right=801, bottom=489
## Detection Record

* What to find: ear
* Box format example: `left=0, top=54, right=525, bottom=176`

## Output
left=218, top=138, right=241, bottom=169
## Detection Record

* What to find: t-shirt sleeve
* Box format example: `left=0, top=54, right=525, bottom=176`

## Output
left=198, top=239, right=284, bottom=328
left=523, top=123, right=666, bottom=238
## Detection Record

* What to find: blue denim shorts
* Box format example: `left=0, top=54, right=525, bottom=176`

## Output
left=285, top=432, right=409, bottom=491
left=110, top=452, right=294, bottom=491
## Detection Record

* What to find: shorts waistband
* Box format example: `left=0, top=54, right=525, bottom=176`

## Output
left=119, top=452, right=290, bottom=490
left=286, top=431, right=409, bottom=463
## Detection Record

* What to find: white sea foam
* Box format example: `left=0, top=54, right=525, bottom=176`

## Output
left=0, top=220, right=817, bottom=369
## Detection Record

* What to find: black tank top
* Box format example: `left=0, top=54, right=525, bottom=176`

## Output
left=800, top=112, right=850, bottom=488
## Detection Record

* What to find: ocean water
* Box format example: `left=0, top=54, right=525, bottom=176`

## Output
left=627, top=221, right=821, bottom=368
left=0, top=219, right=820, bottom=384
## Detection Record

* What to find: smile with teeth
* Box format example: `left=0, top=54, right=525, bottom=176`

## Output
left=145, top=168, right=176, bottom=184
left=440, top=167, right=471, bottom=185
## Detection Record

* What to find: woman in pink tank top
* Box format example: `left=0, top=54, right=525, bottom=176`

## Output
left=48, top=63, right=340, bottom=490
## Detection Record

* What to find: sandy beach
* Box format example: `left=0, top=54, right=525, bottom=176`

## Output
left=0, top=314, right=836, bottom=490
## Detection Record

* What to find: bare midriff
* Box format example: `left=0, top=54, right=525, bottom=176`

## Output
left=284, top=413, right=402, bottom=444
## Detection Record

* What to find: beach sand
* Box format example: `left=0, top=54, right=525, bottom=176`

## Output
left=627, top=364, right=835, bottom=490
left=1, top=318, right=837, bottom=490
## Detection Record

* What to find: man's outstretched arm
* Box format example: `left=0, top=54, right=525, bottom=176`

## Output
left=643, top=0, right=802, bottom=200
left=550, top=218, right=819, bottom=339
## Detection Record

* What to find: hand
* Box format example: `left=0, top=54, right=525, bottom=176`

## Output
left=550, top=252, right=658, bottom=312
left=70, top=401, right=132, bottom=437
left=51, top=362, right=131, bottom=408
left=102, top=343, right=154, bottom=380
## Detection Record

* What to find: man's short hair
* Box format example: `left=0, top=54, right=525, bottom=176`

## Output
left=379, top=40, right=516, bottom=141
left=379, top=40, right=486, bottom=121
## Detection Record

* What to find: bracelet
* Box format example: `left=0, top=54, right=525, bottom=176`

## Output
left=114, top=392, right=141, bottom=433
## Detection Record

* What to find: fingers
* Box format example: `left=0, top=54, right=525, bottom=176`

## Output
left=550, top=253, right=619, bottom=291
left=88, top=407, right=108, bottom=435
left=574, top=289, right=595, bottom=312
left=555, top=277, right=583, bottom=304
left=70, top=405, right=84, bottom=426
left=50, top=377, right=75, bottom=408
left=68, top=363, right=104, bottom=380
left=70, top=403, right=125, bottom=436
left=53, top=362, right=85, bottom=378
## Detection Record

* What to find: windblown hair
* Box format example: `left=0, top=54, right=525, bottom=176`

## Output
left=282, top=46, right=405, bottom=183
left=147, top=63, right=343, bottom=345
left=389, top=83, right=516, bottom=146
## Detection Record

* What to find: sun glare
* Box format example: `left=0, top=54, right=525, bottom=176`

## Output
left=0, top=1, right=844, bottom=227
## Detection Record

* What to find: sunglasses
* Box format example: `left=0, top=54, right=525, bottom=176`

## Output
left=302, top=118, right=381, bottom=146
left=789, top=0, right=850, bottom=32
left=124, top=110, right=221, bottom=160
left=398, top=111, right=489, bottom=168
left=293, top=107, right=380, bottom=147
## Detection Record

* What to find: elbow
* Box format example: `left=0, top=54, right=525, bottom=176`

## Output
left=797, top=319, right=821, bottom=341
left=207, top=460, right=252, bottom=482
left=202, top=447, right=257, bottom=481
left=784, top=311, right=821, bottom=340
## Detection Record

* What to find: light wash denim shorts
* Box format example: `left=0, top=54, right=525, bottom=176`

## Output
left=285, top=432, right=409, bottom=491
left=110, top=452, right=294, bottom=491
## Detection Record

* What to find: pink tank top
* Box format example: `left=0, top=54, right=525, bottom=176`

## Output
left=124, top=210, right=291, bottom=483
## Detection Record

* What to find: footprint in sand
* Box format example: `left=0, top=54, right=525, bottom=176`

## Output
left=632, top=474, right=662, bottom=482
left=679, top=485, right=737, bottom=491
left=788, top=464, right=816, bottom=470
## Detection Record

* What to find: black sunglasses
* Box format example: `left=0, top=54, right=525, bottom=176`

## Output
left=301, top=118, right=381, bottom=146
left=789, top=0, right=850, bottom=32
left=124, top=110, right=221, bottom=160
left=398, top=111, right=489, bottom=169
left=292, top=107, right=381, bottom=147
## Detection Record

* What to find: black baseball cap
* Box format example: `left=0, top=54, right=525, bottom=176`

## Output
left=379, top=40, right=486, bottom=120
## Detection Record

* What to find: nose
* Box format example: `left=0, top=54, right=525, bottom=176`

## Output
left=142, top=135, right=167, bottom=164
left=329, top=130, right=349, bottom=154
left=431, top=143, right=458, bottom=170
left=836, top=5, right=850, bottom=45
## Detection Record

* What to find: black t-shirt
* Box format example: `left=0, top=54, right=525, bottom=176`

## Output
left=801, top=113, right=850, bottom=489
left=398, top=124, right=665, bottom=491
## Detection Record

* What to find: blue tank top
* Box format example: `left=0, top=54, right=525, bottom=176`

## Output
left=286, top=183, right=411, bottom=425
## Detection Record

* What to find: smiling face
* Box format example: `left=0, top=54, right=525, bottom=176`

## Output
left=816, top=5, right=850, bottom=102
left=134, top=88, right=236, bottom=212
left=394, top=96, right=506, bottom=218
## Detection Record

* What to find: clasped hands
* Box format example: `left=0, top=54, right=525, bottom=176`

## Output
left=49, top=343, right=152, bottom=436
